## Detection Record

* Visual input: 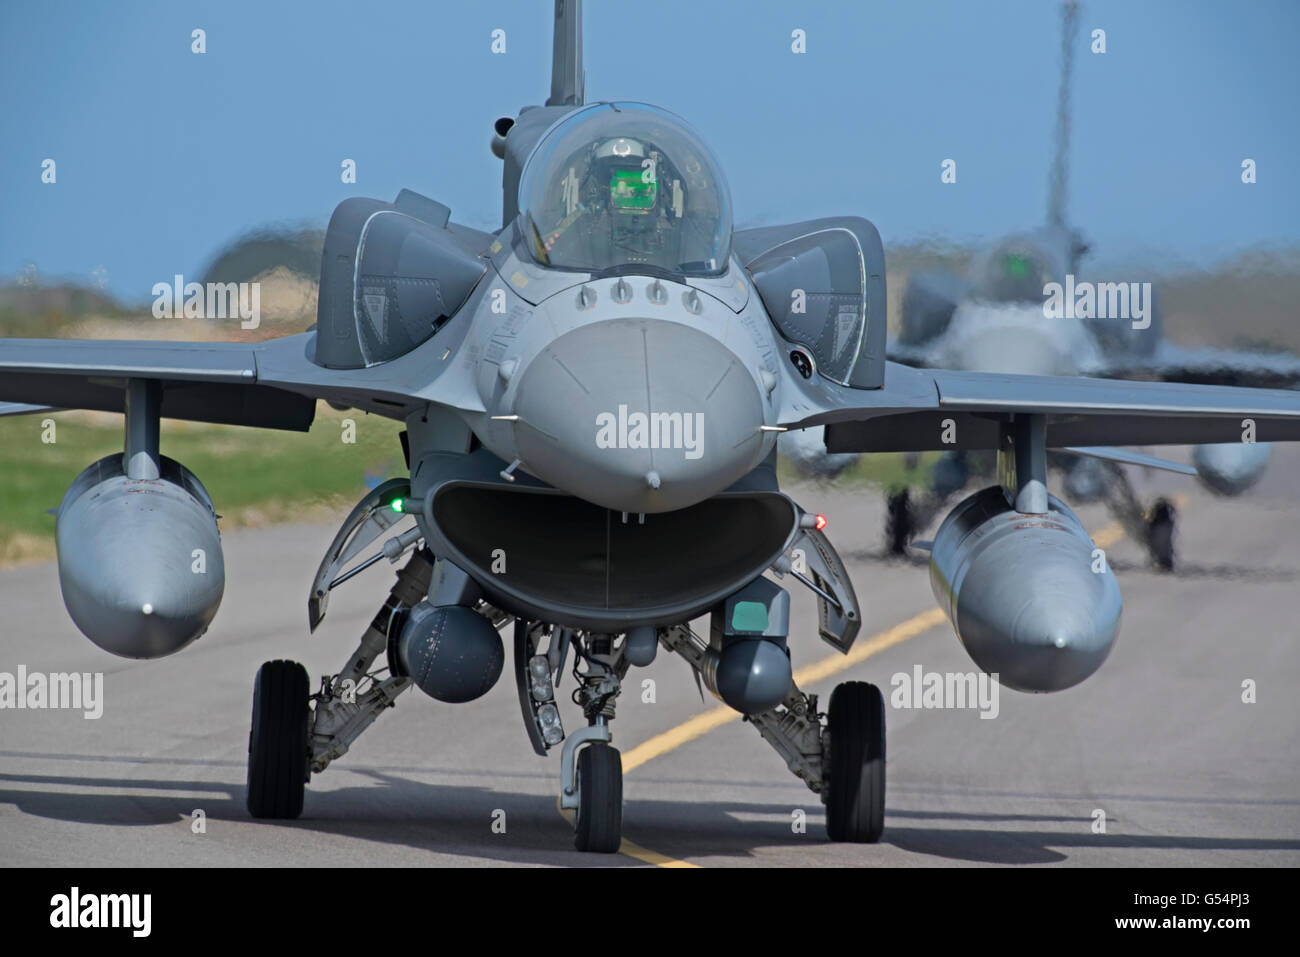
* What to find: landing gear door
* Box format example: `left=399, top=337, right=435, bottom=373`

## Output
left=791, top=525, right=862, bottom=653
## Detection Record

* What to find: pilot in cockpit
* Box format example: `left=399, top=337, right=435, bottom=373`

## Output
left=518, top=103, right=731, bottom=278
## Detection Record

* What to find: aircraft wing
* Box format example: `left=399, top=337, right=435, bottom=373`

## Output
left=0, top=325, right=482, bottom=430
left=781, top=360, right=1300, bottom=453
left=0, top=402, right=57, bottom=417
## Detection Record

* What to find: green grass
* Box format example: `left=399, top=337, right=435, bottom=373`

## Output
left=776, top=450, right=941, bottom=491
left=0, top=401, right=939, bottom=565
left=0, top=404, right=405, bottom=563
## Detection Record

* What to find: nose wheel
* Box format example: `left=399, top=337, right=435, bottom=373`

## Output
left=574, top=741, right=623, bottom=853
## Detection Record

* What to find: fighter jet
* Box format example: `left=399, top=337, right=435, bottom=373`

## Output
left=4, top=0, right=1300, bottom=852
left=787, top=0, right=1300, bottom=570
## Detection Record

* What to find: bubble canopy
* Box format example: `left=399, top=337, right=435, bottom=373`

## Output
left=517, top=103, right=733, bottom=278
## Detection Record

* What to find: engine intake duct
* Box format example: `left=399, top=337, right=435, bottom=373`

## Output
left=422, top=482, right=798, bottom=632
left=314, top=194, right=486, bottom=369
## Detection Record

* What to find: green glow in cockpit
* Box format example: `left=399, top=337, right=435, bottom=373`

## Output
left=1004, top=254, right=1031, bottom=278
left=610, top=169, right=656, bottom=211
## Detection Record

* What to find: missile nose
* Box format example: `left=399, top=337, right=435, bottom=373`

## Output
left=1001, top=594, right=1117, bottom=692
left=508, top=318, right=769, bottom=513
left=56, top=473, right=225, bottom=659
left=1192, top=441, right=1272, bottom=495
left=65, top=534, right=222, bottom=659
left=943, top=508, right=1123, bottom=694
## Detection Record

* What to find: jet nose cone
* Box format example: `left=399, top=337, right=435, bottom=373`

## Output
left=511, top=318, right=768, bottom=512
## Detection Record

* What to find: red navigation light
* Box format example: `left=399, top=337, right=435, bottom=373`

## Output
left=814, top=514, right=827, bottom=530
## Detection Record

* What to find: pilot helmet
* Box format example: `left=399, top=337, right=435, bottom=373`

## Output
left=591, top=137, right=658, bottom=215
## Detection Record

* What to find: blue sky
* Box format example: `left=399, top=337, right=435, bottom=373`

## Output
left=1, top=0, right=1297, bottom=301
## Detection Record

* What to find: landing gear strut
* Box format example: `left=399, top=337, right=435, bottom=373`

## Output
left=1103, top=463, right=1177, bottom=572
left=563, top=633, right=626, bottom=853
left=660, top=624, right=887, bottom=843
left=244, top=549, right=434, bottom=819
left=1146, top=498, right=1176, bottom=572
left=886, top=489, right=913, bottom=555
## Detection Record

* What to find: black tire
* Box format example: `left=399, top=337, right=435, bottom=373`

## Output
left=574, top=742, right=622, bottom=853
left=246, top=660, right=310, bottom=819
left=1147, top=498, right=1176, bottom=572
left=886, top=489, right=913, bottom=555
left=825, top=681, right=885, bottom=843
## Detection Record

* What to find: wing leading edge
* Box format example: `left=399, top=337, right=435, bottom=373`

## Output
left=779, top=360, right=1300, bottom=453
left=0, top=315, right=485, bottom=431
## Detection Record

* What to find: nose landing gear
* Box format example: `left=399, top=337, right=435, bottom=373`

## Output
left=573, top=737, right=623, bottom=853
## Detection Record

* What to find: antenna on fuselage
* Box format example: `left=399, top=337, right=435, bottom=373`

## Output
left=546, top=0, right=585, bottom=107
left=1047, top=0, right=1078, bottom=229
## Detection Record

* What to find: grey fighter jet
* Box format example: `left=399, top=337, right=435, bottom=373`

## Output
left=5, top=0, right=1300, bottom=852
left=786, top=0, right=1300, bottom=569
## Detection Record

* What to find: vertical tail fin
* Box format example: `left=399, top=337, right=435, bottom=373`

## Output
left=1047, top=0, right=1078, bottom=228
left=546, top=0, right=584, bottom=107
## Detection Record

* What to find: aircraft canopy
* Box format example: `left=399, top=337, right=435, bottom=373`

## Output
left=517, top=102, right=732, bottom=278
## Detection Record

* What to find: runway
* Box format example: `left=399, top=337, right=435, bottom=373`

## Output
left=2, top=449, right=1298, bottom=867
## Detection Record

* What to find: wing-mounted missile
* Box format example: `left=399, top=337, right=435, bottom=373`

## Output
left=56, top=452, right=224, bottom=659
left=929, top=410, right=1119, bottom=693
left=54, top=379, right=225, bottom=659
left=736, top=217, right=887, bottom=390
left=1191, top=441, right=1272, bottom=496
left=929, top=485, right=1120, bottom=693
left=313, top=190, right=489, bottom=369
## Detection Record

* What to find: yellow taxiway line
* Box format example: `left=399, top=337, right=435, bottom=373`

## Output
left=574, top=499, right=1178, bottom=866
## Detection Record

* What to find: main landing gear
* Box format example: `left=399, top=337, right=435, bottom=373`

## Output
left=244, top=479, right=880, bottom=850
left=1102, top=463, right=1178, bottom=571
left=659, top=624, right=887, bottom=843
left=824, top=681, right=886, bottom=842
left=246, top=660, right=310, bottom=819
left=245, top=548, right=433, bottom=820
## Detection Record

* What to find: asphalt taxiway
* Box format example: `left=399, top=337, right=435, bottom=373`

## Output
left=2, top=448, right=1297, bottom=867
